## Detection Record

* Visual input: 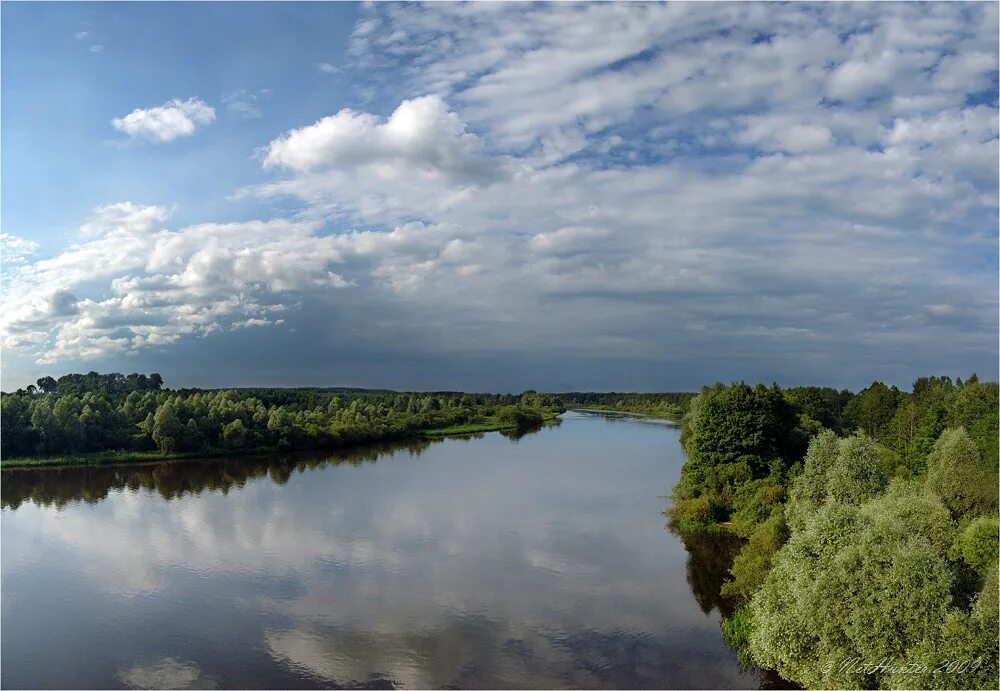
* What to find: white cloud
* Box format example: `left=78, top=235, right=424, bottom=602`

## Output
left=111, top=98, right=216, bottom=143
left=738, top=119, right=835, bottom=153
left=1, top=204, right=349, bottom=364
left=1, top=232, right=39, bottom=264
left=4, top=3, right=996, bottom=386
left=316, top=62, right=339, bottom=74
left=262, top=95, right=505, bottom=185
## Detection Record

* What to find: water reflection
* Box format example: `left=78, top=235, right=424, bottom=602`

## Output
left=1, top=439, right=441, bottom=510
left=674, top=530, right=744, bottom=617
left=2, top=412, right=771, bottom=689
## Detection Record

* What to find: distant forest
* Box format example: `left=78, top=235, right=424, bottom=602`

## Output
left=1, top=372, right=564, bottom=463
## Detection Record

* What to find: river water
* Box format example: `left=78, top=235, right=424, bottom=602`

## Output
left=1, top=411, right=773, bottom=689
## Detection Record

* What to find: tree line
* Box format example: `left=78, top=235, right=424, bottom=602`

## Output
left=1, top=373, right=564, bottom=460
left=666, top=375, right=998, bottom=689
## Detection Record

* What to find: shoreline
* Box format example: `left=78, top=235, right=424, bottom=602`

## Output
left=567, top=406, right=683, bottom=422
left=0, top=412, right=562, bottom=471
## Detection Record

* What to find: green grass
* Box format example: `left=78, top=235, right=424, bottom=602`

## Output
left=421, top=420, right=507, bottom=437
left=569, top=404, right=684, bottom=421
left=423, top=410, right=560, bottom=437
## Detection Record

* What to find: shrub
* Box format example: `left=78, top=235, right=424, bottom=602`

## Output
left=926, top=428, right=998, bottom=520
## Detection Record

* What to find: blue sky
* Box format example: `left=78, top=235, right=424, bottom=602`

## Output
left=2, top=2, right=998, bottom=392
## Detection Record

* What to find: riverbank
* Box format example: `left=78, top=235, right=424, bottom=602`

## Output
left=0, top=410, right=563, bottom=469
left=568, top=405, right=683, bottom=421
left=422, top=410, right=560, bottom=437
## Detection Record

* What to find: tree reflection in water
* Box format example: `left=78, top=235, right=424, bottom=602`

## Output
left=1, top=439, right=441, bottom=510
left=0, top=421, right=563, bottom=511
left=669, top=526, right=800, bottom=689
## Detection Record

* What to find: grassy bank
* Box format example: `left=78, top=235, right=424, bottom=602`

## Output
left=423, top=410, right=561, bottom=437
left=568, top=404, right=684, bottom=421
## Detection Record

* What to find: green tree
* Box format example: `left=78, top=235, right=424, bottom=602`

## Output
left=35, top=376, right=58, bottom=394
left=952, top=517, right=999, bottom=576
left=826, top=433, right=887, bottom=505
left=843, top=381, right=902, bottom=438
left=926, top=428, right=998, bottom=520
left=152, top=403, right=183, bottom=454
left=183, top=418, right=203, bottom=451
left=668, top=383, right=802, bottom=530
left=222, top=419, right=248, bottom=448
left=949, top=380, right=999, bottom=469
left=722, top=511, right=787, bottom=600
left=749, top=484, right=958, bottom=689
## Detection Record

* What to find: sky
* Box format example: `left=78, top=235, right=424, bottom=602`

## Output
left=1, top=2, right=998, bottom=393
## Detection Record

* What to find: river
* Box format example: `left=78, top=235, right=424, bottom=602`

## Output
left=1, top=411, right=776, bottom=689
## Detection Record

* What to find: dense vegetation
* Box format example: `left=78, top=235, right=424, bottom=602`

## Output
left=667, top=376, right=999, bottom=689
left=1, top=372, right=563, bottom=465
left=556, top=391, right=697, bottom=419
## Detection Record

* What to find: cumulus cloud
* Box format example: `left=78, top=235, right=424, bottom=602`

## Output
left=1, top=203, right=349, bottom=364
left=262, top=95, right=506, bottom=185
left=112, top=98, right=216, bottom=142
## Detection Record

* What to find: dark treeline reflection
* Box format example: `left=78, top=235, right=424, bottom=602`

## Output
left=1, top=423, right=556, bottom=511
left=675, top=529, right=744, bottom=618
left=0, top=440, right=440, bottom=511
left=673, top=527, right=799, bottom=690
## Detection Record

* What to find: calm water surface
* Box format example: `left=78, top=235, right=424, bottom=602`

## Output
left=2, top=411, right=771, bottom=689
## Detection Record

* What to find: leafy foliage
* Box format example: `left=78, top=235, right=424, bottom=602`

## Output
left=926, top=428, right=999, bottom=520
left=1, top=373, right=564, bottom=461
left=666, top=374, right=998, bottom=689
left=667, top=382, right=803, bottom=531
left=749, top=485, right=959, bottom=688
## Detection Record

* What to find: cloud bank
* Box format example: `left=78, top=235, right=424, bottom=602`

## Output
left=3, top=3, right=997, bottom=389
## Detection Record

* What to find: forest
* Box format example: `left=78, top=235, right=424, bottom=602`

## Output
left=667, top=376, right=999, bottom=689
left=0, top=372, right=564, bottom=465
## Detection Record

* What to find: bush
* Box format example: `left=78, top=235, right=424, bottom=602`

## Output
left=721, top=604, right=756, bottom=667
left=926, top=428, right=998, bottom=520
left=953, top=517, right=999, bottom=576
left=729, top=478, right=785, bottom=538
left=497, top=406, right=544, bottom=431
left=722, top=511, right=787, bottom=600
left=749, top=486, right=961, bottom=689
left=785, top=431, right=886, bottom=532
